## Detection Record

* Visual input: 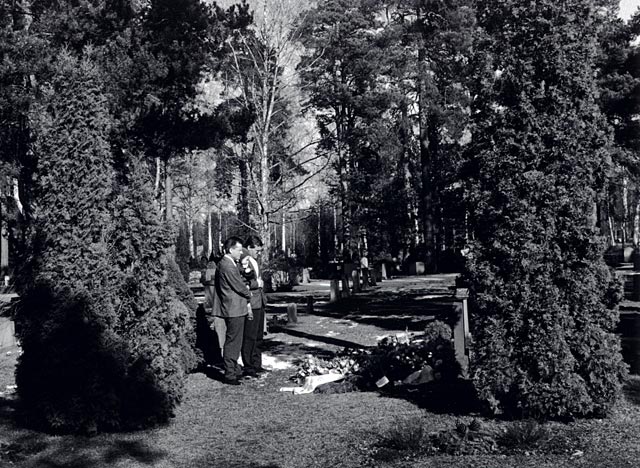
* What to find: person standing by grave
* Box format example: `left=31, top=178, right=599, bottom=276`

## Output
left=240, top=235, right=267, bottom=378
left=213, top=236, right=252, bottom=385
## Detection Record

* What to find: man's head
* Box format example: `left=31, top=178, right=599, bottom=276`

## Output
left=223, top=236, right=244, bottom=261
left=244, top=235, right=264, bottom=258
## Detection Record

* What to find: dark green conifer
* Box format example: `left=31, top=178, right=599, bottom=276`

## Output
left=464, top=0, right=627, bottom=418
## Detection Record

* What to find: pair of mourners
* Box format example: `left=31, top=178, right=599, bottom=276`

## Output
left=212, top=235, right=267, bottom=385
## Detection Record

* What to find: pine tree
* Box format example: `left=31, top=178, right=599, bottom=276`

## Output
left=464, top=0, right=627, bottom=418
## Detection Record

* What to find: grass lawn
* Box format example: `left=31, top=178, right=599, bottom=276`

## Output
left=1, top=277, right=639, bottom=467
left=2, top=345, right=639, bottom=468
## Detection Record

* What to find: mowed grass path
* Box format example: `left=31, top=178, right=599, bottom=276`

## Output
left=1, top=277, right=640, bottom=467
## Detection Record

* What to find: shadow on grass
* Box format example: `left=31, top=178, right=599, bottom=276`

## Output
left=32, top=438, right=166, bottom=468
left=267, top=278, right=459, bottom=333
left=379, top=379, right=482, bottom=416
left=0, top=426, right=166, bottom=468
left=624, top=377, right=640, bottom=405
left=190, top=458, right=282, bottom=468
left=261, top=338, right=336, bottom=359
left=269, top=294, right=459, bottom=333
left=271, top=326, right=369, bottom=350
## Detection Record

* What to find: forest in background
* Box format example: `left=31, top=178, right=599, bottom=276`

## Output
left=1, top=0, right=639, bottom=279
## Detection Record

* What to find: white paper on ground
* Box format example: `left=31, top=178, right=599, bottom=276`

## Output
left=279, top=373, right=345, bottom=394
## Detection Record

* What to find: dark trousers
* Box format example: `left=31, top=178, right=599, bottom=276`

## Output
left=241, top=307, right=264, bottom=374
left=223, top=316, right=246, bottom=380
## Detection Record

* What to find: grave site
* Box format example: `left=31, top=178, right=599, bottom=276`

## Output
left=1, top=273, right=640, bottom=468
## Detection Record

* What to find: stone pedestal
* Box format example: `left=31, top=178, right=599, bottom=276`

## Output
left=453, top=288, right=471, bottom=377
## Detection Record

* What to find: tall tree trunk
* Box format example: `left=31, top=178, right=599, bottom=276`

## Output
left=418, top=82, right=438, bottom=272
left=259, top=134, right=271, bottom=261
left=399, top=102, right=420, bottom=250
left=281, top=211, right=286, bottom=254
left=164, top=159, right=172, bottom=222
left=623, top=175, right=629, bottom=245
left=317, top=205, right=322, bottom=260
left=238, top=157, right=250, bottom=227
left=188, top=215, right=195, bottom=259
left=333, top=202, right=339, bottom=258
left=633, top=196, right=640, bottom=247
left=154, top=157, right=161, bottom=202
left=207, top=209, right=213, bottom=258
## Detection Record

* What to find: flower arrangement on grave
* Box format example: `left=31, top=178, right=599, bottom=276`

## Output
left=290, top=321, right=461, bottom=391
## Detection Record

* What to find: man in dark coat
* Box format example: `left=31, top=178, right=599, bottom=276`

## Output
left=213, top=236, right=252, bottom=385
left=240, top=235, right=267, bottom=378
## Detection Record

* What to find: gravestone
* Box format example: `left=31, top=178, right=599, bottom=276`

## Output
left=287, top=303, right=298, bottom=324
left=0, top=317, right=16, bottom=350
left=306, top=296, right=314, bottom=314
left=381, top=262, right=387, bottom=280
left=361, top=269, right=369, bottom=290
left=370, top=269, right=377, bottom=286
left=352, top=270, right=361, bottom=294
left=341, top=276, right=351, bottom=297
left=408, top=262, right=425, bottom=275
left=330, top=280, right=340, bottom=303
left=302, top=268, right=311, bottom=283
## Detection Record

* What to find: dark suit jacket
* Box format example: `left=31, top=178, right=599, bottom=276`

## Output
left=242, top=250, right=267, bottom=310
left=212, top=255, right=251, bottom=318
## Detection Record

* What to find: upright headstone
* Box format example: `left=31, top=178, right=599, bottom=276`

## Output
left=330, top=279, right=340, bottom=303
left=306, top=295, right=314, bottom=314
left=409, top=262, right=425, bottom=275
left=341, top=276, right=351, bottom=297
left=287, top=303, right=298, bottom=324
left=302, top=268, right=311, bottom=283
left=381, top=262, right=387, bottom=281
left=0, top=317, right=16, bottom=350
left=370, top=269, right=377, bottom=286
left=361, top=269, right=369, bottom=290
left=352, top=269, right=361, bottom=294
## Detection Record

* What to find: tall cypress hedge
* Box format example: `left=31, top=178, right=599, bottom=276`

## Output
left=464, top=0, right=627, bottom=419
left=15, top=52, right=195, bottom=433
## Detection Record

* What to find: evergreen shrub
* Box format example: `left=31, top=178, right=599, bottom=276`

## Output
left=14, top=53, right=194, bottom=433
left=464, top=0, right=627, bottom=419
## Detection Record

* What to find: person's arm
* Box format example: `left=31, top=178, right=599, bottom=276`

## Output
left=221, top=261, right=251, bottom=300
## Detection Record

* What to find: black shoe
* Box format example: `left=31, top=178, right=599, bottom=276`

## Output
left=255, top=368, right=268, bottom=375
left=224, top=378, right=241, bottom=386
left=242, top=371, right=258, bottom=379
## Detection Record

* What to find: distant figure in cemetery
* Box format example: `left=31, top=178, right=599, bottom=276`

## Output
left=213, top=236, right=252, bottom=385
left=360, top=250, right=370, bottom=286
left=241, top=235, right=267, bottom=378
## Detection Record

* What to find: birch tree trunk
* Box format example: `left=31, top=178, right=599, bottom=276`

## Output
left=188, top=215, right=195, bottom=259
